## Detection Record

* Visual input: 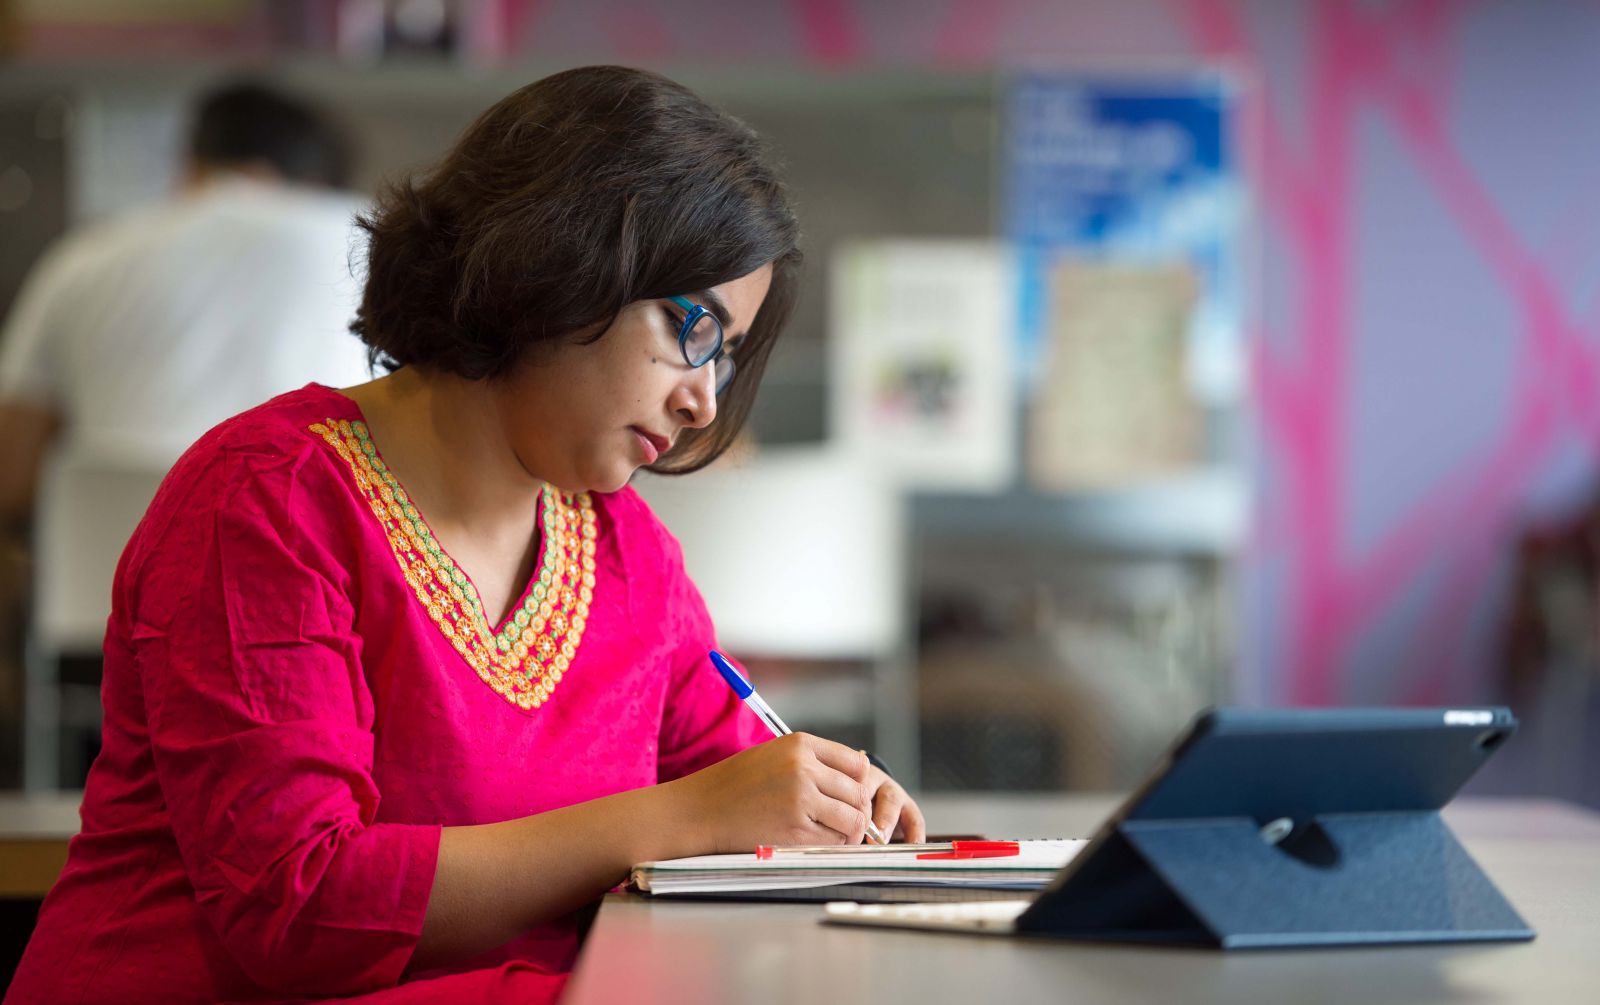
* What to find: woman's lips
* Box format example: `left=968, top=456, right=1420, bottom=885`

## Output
left=631, top=427, right=665, bottom=463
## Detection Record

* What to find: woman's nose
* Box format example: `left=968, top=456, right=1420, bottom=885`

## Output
left=674, top=364, right=719, bottom=429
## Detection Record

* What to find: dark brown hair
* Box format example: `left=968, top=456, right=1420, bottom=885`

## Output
left=190, top=80, right=350, bottom=187
left=352, top=65, right=801, bottom=474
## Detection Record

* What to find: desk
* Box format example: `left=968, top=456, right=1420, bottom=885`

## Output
left=565, top=794, right=1600, bottom=1005
left=0, top=791, right=79, bottom=898
left=4, top=793, right=1598, bottom=1001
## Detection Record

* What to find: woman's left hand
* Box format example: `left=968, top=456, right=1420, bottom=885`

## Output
left=865, top=763, right=926, bottom=843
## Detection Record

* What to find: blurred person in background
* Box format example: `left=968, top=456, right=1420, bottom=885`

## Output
left=4, top=66, right=922, bottom=1005
left=0, top=80, right=371, bottom=794
left=0, top=80, right=372, bottom=532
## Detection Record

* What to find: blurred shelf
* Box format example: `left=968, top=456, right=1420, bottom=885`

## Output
left=0, top=58, right=994, bottom=108
left=758, top=674, right=876, bottom=729
left=912, top=468, right=1246, bottom=555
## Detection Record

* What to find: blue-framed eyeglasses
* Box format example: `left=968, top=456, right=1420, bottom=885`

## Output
left=667, top=295, right=737, bottom=395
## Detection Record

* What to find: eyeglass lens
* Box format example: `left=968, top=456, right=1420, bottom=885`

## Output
left=676, top=300, right=736, bottom=394
left=712, top=354, right=736, bottom=394
left=681, top=311, right=721, bottom=367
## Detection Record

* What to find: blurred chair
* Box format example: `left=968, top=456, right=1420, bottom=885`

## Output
left=918, top=642, right=1091, bottom=790
left=1501, top=502, right=1600, bottom=807
left=633, top=447, right=915, bottom=782
left=24, top=452, right=165, bottom=790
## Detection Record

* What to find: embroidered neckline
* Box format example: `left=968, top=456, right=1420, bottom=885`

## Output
left=309, top=418, right=597, bottom=711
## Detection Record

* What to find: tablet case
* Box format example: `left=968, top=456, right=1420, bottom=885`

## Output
left=1015, top=708, right=1536, bottom=949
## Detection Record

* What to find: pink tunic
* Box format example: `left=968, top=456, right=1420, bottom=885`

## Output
left=6, top=385, right=767, bottom=1004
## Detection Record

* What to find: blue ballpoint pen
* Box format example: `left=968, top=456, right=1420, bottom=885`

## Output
left=708, top=650, right=890, bottom=845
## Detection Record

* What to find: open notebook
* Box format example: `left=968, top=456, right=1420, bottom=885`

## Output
left=628, top=840, right=1086, bottom=903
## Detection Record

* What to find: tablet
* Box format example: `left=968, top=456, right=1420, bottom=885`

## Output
left=828, top=707, right=1534, bottom=948
left=1083, top=705, right=1517, bottom=830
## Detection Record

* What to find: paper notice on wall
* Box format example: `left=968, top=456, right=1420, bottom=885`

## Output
left=830, top=241, right=1015, bottom=492
left=1028, top=261, right=1200, bottom=490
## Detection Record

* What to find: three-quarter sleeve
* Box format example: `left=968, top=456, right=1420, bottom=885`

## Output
left=647, top=510, right=770, bottom=783
left=133, top=446, right=440, bottom=997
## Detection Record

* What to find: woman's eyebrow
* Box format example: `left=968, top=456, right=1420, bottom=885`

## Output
left=693, top=289, right=745, bottom=339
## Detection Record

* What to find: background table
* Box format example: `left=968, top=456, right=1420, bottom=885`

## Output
left=564, top=794, right=1600, bottom=1005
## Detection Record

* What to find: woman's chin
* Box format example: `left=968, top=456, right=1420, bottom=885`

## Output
left=579, top=461, right=636, bottom=495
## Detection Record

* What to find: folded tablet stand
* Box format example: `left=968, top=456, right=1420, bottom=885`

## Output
left=1017, top=810, right=1534, bottom=948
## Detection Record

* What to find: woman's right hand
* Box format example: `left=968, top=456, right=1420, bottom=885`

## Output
left=670, top=733, right=876, bottom=854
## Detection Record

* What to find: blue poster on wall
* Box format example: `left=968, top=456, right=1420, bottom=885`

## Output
left=1005, top=71, right=1243, bottom=402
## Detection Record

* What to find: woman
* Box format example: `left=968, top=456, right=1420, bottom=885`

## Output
left=6, top=66, right=924, bottom=1005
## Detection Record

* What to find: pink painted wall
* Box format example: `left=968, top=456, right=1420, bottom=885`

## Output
left=494, top=0, right=1600, bottom=707
left=1180, top=0, right=1600, bottom=706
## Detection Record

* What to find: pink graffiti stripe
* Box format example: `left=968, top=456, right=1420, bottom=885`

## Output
left=933, top=0, right=1011, bottom=66
left=791, top=0, right=864, bottom=66
left=1181, top=0, right=1360, bottom=703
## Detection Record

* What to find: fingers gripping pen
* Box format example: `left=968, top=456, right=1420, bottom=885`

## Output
left=708, top=650, right=890, bottom=845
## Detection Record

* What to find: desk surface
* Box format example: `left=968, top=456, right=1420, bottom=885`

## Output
left=6, top=792, right=1599, bottom=1001
left=565, top=794, right=1600, bottom=1005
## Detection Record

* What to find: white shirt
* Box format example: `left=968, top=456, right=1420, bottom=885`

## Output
left=0, top=176, right=375, bottom=468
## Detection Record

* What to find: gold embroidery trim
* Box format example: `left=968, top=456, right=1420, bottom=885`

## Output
left=309, top=418, right=597, bottom=711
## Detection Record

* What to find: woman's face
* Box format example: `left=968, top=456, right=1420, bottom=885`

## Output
left=492, top=262, right=773, bottom=493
